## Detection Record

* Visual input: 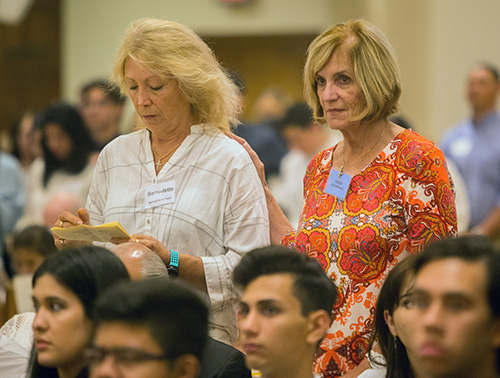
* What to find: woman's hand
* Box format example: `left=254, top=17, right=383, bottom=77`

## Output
left=53, top=208, right=91, bottom=249
left=126, top=233, right=171, bottom=263
left=226, top=131, right=267, bottom=188
left=226, top=131, right=293, bottom=243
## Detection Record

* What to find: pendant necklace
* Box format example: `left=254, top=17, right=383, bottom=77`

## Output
left=339, top=122, right=387, bottom=179
left=151, top=141, right=182, bottom=174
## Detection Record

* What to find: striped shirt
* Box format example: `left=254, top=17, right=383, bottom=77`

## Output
left=87, top=124, right=270, bottom=343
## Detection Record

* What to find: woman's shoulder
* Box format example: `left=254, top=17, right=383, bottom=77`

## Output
left=390, top=129, right=449, bottom=182
left=193, top=125, right=250, bottom=157
left=97, top=130, right=145, bottom=161
left=103, top=129, right=144, bottom=149
left=307, top=145, right=336, bottom=172
left=393, top=128, right=444, bottom=158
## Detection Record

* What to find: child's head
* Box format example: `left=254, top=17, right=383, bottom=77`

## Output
left=12, top=225, right=57, bottom=275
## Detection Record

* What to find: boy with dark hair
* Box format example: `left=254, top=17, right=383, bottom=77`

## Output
left=88, top=279, right=208, bottom=378
left=233, top=245, right=337, bottom=378
left=387, top=236, right=500, bottom=378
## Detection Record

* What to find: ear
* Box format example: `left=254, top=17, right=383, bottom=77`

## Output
left=305, top=309, right=330, bottom=345
left=170, top=354, right=200, bottom=378
left=384, top=309, right=398, bottom=337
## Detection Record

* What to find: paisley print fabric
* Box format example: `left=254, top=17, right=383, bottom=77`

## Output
left=282, top=129, right=457, bottom=377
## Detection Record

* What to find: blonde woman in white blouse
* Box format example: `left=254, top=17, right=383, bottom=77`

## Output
left=54, top=18, right=269, bottom=345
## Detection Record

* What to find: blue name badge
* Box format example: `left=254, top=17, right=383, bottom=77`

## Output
left=324, top=169, right=351, bottom=200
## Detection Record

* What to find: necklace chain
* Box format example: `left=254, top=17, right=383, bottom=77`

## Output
left=339, top=122, right=387, bottom=179
left=151, top=142, right=182, bottom=174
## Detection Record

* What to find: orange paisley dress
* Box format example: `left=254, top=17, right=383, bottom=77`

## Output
left=282, top=129, right=457, bottom=377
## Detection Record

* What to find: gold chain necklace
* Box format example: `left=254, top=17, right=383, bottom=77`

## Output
left=339, top=122, right=387, bottom=179
left=151, top=142, right=182, bottom=174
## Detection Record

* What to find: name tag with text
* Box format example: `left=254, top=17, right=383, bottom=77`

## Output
left=145, top=180, right=175, bottom=209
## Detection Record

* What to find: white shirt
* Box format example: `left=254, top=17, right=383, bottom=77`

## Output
left=270, top=131, right=342, bottom=228
left=16, top=157, right=95, bottom=230
left=87, top=125, right=270, bottom=343
left=0, top=312, right=35, bottom=378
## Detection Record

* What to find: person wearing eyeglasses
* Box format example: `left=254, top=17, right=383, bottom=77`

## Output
left=87, top=279, right=209, bottom=378
left=109, top=241, right=252, bottom=378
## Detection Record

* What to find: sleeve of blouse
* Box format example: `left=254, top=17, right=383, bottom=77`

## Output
left=200, top=156, right=270, bottom=314
left=405, top=142, right=458, bottom=253
left=86, top=149, right=108, bottom=226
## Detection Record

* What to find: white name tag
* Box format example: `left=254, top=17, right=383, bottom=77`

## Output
left=145, top=180, right=175, bottom=209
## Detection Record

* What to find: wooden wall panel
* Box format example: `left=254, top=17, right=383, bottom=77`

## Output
left=205, top=34, right=316, bottom=121
left=0, top=0, right=60, bottom=137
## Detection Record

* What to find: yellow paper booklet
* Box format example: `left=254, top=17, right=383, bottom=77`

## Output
left=50, top=222, right=130, bottom=243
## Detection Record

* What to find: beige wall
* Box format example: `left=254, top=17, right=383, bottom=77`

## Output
left=63, top=0, right=500, bottom=142
left=62, top=0, right=335, bottom=98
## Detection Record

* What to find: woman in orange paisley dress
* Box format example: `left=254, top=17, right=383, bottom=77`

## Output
left=231, top=19, right=457, bottom=377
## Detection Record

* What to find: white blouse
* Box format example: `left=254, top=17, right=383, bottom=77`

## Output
left=87, top=125, right=270, bottom=343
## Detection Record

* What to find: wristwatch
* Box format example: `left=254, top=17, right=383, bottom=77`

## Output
left=167, top=249, right=179, bottom=279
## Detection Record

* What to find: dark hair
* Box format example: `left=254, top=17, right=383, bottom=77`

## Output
left=279, top=102, right=315, bottom=131
left=39, top=101, right=95, bottom=186
left=414, top=235, right=499, bottom=317
left=32, top=246, right=130, bottom=317
left=10, top=111, right=38, bottom=161
left=13, top=225, right=57, bottom=256
left=414, top=235, right=500, bottom=373
left=93, top=279, right=209, bottom=362
left=476, top=62, right=500, bottom=83
left=368, top=255, right=418, bottom=378
left=389, top=115, right=412, bottom=130
left=12, top=224, right=57, bottom=258
left=80, top=79, right=127, bottom=105
left=232, top=245, right=337, bottom=318
left=28, top=246, right=130, bottom=378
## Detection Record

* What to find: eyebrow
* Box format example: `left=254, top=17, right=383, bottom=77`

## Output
left=411, top=288, right=474, bottom=301
left=316, top=69, right=351, bottom=77
left=240, top=298, right=281, bottom=307
left=32, top=295, right=66, bottom=303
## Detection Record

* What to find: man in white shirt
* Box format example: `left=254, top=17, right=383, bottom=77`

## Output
left=270, top=102, right=342, bottom=227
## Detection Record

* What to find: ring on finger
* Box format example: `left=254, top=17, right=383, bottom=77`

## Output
left=60, top=239, right=66, bottom=247
left=59, top=220, right=64, bottom=228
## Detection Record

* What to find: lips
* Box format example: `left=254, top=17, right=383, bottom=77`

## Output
left=35, top=338, right=50, bottom=351
left=243, top=343, right=262, bottom=354
left=419, top=342, right=446, bottom=357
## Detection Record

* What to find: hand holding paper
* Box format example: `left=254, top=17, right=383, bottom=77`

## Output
left=51, top=222, right=131, bottom=243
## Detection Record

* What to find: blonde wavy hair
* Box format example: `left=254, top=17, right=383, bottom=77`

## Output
left=304, top=19, right=401, bottom=124
left=112, top=18, right=242, bottom=132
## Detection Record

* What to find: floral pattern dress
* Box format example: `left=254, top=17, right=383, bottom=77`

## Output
left=282, top=129, right=457, bottom=377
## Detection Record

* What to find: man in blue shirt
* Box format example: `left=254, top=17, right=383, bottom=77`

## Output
left=0, top=151, right=24, bottom=276
left=441, top=63, right=500, bottom=239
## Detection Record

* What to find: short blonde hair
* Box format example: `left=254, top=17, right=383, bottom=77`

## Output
left=113, top=18, right=241, bottom=132
left=304, top=19, right=401, bottom=124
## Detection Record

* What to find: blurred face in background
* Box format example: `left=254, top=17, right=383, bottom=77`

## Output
left=12, top=248, right=44, bottom=275
left=80, top=87, right=123, bottom=133
left=17, top=114, right=36, bottom=163
left=44, top=123, right=73, bottom=161
left=282, top=123, right=325, bottom=157
left=467, top=67, right=500, bottom=113
left=387, top=258, right=500, bottom=378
